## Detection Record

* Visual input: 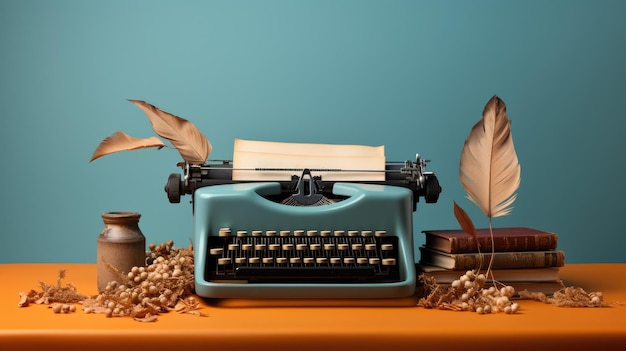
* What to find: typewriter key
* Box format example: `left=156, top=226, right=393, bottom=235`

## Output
left=210, top=248, right=223, bottom=255
left=290, top=257, right=301, bottom=264
left=381, top=244, right=393, bottom=251
left=382, top=258, right=396, bottom=266
left=218, top=228, right=231, bottom=237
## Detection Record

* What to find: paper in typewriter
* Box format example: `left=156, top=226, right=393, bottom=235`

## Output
left=232, top=139, right=385, bottom=181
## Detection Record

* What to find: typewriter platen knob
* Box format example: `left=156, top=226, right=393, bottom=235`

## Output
left=165, top=173, right=182, bottom=203
left=424, top=174, right=441, bottom=204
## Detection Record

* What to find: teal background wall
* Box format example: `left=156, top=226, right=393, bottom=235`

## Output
left=1, top=0, right=624, bottom=264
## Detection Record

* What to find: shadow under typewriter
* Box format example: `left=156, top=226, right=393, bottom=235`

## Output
left=194, top=180, right=422, bottom=307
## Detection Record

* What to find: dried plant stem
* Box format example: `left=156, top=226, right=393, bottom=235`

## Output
left=21, top=270, right=88, bottom=305
left=519, top=287, right=608, bottom=307
left=100, top=257, right=132, bottom=286
left=485, top=219, right=497, bottom=289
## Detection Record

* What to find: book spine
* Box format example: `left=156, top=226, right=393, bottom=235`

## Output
left=452, top=251, right=565, bottom=270
left=449, top=234, right=557, bottom=253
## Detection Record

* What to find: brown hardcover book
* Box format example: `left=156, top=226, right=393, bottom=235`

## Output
left=422, top=227, right=558, bottom=253
left=417, top=264, right=562, bottom=283
left=418, top=246, right=566, bottom=270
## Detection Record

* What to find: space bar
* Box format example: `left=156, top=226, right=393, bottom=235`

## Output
left=235, top=266, right=376, bottom=282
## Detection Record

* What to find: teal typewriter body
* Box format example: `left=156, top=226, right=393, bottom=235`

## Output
left=194, top=182, right=415, bottom=299
left=164, top=156, right=440, bottom=300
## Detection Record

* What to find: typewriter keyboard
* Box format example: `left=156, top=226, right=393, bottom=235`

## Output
left=206, top=228, right=401, bottom=283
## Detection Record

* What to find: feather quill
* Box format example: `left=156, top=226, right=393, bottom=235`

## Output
left=90, top=131, right=166, bottom=162
left=459, top=95, right=520, bottom=218
left=129, top=100, right=212, bottom=164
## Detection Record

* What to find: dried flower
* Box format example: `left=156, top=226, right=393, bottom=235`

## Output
left=519, top=287, right=608, bottom=307
left=18, top=240, right=205, bottom=322
left=418, top=269, right=520, bottom=314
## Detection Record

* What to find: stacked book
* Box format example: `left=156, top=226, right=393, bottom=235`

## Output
left=417, top=227, right=566, bottom=296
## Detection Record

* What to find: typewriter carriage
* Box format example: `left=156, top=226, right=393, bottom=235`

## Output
left=164, top=154, right=441, bottom=210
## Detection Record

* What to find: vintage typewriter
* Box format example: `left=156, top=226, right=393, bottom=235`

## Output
left=165, top=145, right=441, bottom=301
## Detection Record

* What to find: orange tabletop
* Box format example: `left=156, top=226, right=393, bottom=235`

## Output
left=1, top=263, right=625, bottom=351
